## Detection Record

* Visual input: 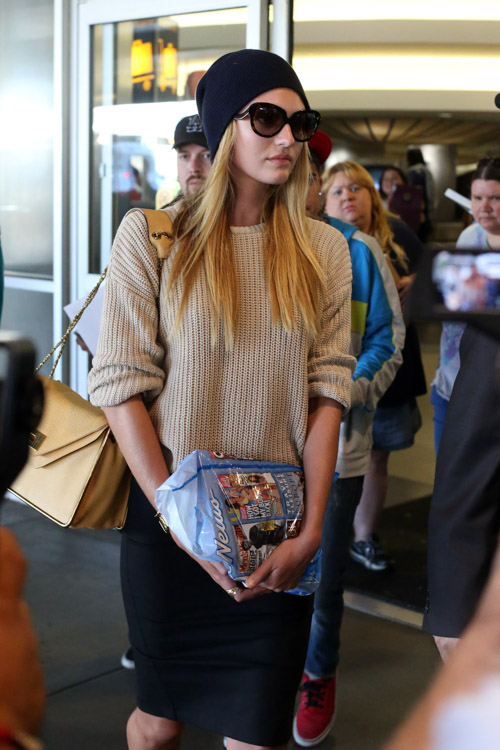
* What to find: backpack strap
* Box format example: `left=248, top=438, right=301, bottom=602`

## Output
left=141, top=208, right=175, bottom=259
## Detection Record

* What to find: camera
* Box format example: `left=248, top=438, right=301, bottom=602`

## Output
left=0, top=333, right=44, bottom=494
left=409, top=246, right=500, bottom=341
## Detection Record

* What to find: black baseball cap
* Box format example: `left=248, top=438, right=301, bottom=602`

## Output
left=173, top=114, right=208, bottom=150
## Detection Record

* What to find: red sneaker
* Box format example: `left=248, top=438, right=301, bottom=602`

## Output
left=293, top=671, right=337, bottom=747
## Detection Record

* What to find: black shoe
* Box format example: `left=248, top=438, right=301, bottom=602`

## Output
left=121, top=646, right=135, bottom=669
left=349, top=534, right=390, bottom=571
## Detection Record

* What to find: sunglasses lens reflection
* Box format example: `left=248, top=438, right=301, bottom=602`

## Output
left=251, top=105, right=319, bottom=141
left=252, top=105, right=285, bottom=136
left=291, top=112, right=318, bottom=141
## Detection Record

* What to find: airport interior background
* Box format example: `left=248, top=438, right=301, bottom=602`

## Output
left=2, top=1, right=500, bottom=747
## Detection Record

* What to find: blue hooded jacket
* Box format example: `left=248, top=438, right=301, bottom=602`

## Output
left=327, top=216, right=404, bottom=477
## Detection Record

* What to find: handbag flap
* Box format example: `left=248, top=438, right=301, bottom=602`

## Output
left=31, top=376, right=109, bottom=459
left=31, top=427, right=108, bottom=468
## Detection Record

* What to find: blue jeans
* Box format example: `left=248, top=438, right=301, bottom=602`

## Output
left=305, top=475, right=365, bottom=679
left=430, top=384, right=449, bottom=454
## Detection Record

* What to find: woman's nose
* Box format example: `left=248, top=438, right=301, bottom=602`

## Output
left=275, top=122, right=294, bottom=145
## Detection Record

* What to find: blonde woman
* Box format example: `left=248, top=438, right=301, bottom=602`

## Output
left=88, top=49, right=355, bottom=750
left=324, top=160, right=426, bottom=571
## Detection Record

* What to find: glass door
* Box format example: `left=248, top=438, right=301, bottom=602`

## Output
left=72, top=0, right=269, bottom=394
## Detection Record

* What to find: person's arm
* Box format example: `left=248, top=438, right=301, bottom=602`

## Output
left=246, top=396, right=342, bottom=594
left=103, top=396, right=169, bottom=504
left=349, top=232, right=405, bottom=411
left=386, top=539, right=500, bottom=750
left=103, top=396, right=261, bottom=601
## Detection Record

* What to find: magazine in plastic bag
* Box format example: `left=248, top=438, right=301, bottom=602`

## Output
left=155, top=449, right=321, bottom=595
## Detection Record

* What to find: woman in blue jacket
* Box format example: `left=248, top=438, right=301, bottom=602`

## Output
left=295, top=138, right=404, bottom=747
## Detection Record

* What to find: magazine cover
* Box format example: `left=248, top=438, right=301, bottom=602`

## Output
left=155, top=449, right=321, bottom=595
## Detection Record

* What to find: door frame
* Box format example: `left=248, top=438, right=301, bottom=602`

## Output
left=70, top=0, right=273, bottom=394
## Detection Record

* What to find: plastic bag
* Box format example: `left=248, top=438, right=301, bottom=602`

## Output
left=155, top=450, right=321, bottom=595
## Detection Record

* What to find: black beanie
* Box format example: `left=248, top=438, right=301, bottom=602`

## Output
left=196, top=49, right=309, bottom=160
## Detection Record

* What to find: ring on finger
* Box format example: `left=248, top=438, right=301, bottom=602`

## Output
left=226, top=585, right=240, bottom=598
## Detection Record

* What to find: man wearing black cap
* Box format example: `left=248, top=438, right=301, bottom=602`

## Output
left=172, top=114, right=211, bottom=198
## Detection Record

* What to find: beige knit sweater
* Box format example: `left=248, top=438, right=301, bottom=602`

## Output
left=88, top=209, right=355, bottom=472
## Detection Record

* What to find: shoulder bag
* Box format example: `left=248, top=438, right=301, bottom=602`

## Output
left=9, top=209, right=174, bottom=529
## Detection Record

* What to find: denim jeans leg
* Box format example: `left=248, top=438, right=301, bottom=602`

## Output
left=430, top=384, right=449, bottom=454
left=305, top=475, right=365, bottom=679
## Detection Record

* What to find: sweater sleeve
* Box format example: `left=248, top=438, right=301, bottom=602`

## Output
left=307, top=222, right=356, bottom=411
left=87, top=209, right=168, bottom=407
left=350, top=231, right=405, bottom=410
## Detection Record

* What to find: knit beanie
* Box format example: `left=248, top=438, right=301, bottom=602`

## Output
left=196, top=48, right=309, bottom=160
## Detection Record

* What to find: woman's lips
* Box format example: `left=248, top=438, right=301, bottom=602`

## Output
left=268, top=154, right=292, bottom=164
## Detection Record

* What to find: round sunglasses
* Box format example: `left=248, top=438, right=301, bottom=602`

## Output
left=234, top=102, right=321, bottom=142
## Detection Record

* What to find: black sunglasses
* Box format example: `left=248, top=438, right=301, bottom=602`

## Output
left=234, top=102, right=321, bottom=142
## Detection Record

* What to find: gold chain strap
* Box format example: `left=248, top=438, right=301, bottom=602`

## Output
left=36, top=267, right=108, bottom=378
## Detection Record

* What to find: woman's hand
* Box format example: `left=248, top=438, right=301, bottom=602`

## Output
left=245, top=533, right=320, bottom=594
left=168, top=529, right=270, bottom=603
left=433, top=635, right=460, bottom=662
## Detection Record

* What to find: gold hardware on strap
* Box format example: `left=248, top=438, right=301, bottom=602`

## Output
left=142, top=208, right=175, bottom=258
left=151, top=231, right=173, bottom=239
left=155, top=511, right=170, bottom=534
left=29, top=429, right=46, bottom=451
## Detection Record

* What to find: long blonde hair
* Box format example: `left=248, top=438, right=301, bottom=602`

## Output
left=168, top=121, right=325, bottom=349
left=324, top=160, right=408, bottom=272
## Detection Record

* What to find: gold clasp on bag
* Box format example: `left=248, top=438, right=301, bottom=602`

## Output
left=29, top=429, right=46, bottom=451
left=155, top=511, right=170, bottom=534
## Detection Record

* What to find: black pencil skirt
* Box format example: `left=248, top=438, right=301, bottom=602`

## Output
left=120, top=477, right=313, bottom=746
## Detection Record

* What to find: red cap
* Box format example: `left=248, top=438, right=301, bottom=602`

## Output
left=308, top=129, right=332, bottom=165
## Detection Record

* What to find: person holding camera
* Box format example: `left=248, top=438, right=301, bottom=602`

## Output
left=431, top=157, right=500, bottom=452
left=424, top=156, right=500, bottom=662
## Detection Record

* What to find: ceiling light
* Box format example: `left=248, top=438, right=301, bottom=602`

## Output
left=293, top=0, right=500, bottom=21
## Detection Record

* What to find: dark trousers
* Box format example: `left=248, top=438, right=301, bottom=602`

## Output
left=423, top=326, right=500, bottom=637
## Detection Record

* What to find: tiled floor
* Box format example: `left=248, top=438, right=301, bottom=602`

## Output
left=3, top=333, right=443, bottom=749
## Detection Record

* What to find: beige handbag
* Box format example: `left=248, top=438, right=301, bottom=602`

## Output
left=9, top=209, right=174, bottom=529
